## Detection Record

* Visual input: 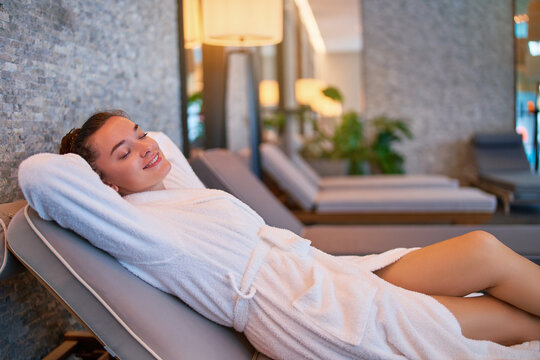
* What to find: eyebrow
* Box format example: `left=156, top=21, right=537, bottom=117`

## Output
left=110, top=124, right=139, bottom=156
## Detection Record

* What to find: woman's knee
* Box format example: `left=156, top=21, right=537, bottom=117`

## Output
left=464, top=231, right=502, bottom=259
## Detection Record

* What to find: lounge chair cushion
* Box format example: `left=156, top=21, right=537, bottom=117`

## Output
left=302, top=224, right=540, bottom=264
left=473, top=133, right=531, bottom=173
left=479, top=171, right=540, bottom=194
left=314, top=188, right=496, bottom=213
left=190, top=149, right=304, bottom=234
left=290, top=151, right=459, bottom=189
left=317, top=175, right=459, bottom=189
left=8, top=206, right=258, bottom=360
left=260, top=143, right=319, bottom=210
left=261, top=143, right=495, bottom=214
left=0, top=200, right=27, bottom=280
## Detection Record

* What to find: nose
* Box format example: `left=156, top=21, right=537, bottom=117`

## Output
left=138, top=140, right=153, bottom=157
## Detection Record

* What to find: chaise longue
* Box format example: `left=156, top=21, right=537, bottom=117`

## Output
left=3, top=134, right=540, bottom=359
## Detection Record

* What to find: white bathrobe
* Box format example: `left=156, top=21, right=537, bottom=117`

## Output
left=18, top=132, right=540, bottom=360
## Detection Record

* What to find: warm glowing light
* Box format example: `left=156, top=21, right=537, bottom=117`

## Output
left=528, top=100, right=537, bottom=113
left=201, top=0, right=283, bottom=47
left=516, top=126, right=529, bottom=142
left=184, top=0, right=202, bottom=49
left=259, top=80, right=279, bottom=107
left=295, top=78, right=326, bottom=106
left=310, top=93, right=342, bottom=118
left=514, top=14, right=529, bottom=24
left=294, top=0, right=326, bottom=54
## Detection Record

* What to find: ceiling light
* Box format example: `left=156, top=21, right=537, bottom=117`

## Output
left=294, top=0, right=326, bottom=54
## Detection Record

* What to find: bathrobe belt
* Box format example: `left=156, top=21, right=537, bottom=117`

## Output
left=228, top=225, right=312, bottom=332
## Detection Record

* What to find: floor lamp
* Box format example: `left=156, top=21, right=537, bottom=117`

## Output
left=201, top=0, right=283, bottom=177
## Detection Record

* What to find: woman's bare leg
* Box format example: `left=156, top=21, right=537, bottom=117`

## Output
left=374, top=230, right=540, bottom=316
left=374, top=230, right=540, bottom=345
left=433, top=294, right=540, bottom=346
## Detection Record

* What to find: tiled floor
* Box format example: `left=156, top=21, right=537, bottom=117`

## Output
left=488, top=203, right=540, bottom=225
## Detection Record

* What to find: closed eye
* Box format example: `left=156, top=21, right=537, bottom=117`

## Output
left=120, top=150, right=130, bottom=159
left=139, top=132, right=148, bottom=139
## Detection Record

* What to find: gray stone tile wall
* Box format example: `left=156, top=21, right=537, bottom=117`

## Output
left=0, top=0, right=181, bottom=358
left=362, top=0, right=514, bottom=177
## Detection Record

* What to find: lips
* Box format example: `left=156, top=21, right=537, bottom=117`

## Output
left=143, top=153, right=161, bottom=169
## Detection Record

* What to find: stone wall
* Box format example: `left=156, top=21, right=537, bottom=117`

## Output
left=362, top=0, right=514, bottom=176
left=0, top=0, right=181, bottom=358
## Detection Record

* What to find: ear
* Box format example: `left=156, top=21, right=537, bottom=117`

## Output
left=101, top=179, right=120, bottom=193
left=107, top=183, right=120, bottom=193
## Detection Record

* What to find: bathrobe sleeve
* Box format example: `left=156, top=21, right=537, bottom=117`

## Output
left=148, top=131, right=205, bottom=190
left=18, top=153, right=178, bottom=265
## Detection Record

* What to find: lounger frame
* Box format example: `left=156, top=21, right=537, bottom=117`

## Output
left=292, top=210, right=494, bottom=225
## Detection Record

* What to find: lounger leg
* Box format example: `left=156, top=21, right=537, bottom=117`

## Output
left=504, top=199, right=510, bottom=215
left=42, top=340, right=77, bottom=360
left=43, top=331, right=110, bottom=360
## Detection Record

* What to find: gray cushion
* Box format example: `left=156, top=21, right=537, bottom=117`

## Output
left=302, top=224, right=540, bottom=265
left=0, top=200, right=27, bottom=281
left=318, top=175, right=459, bottom=189
left=473, top=133, right=531, bottom=173
left=260, top=143, right=318, bottom=210
left=261, top=142, right=495, bottom=214
left=290, top=152, right=459, bottom=189
left=315, top=188, right=496, bottom=213
left=190, top=149, right=305, bottom=235
left=8, top=206, right=257, bottom=360
left=480, top=171, right=540, bottom=194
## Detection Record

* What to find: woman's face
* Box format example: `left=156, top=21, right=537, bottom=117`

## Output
left=88, top=116, right=171, bottom=196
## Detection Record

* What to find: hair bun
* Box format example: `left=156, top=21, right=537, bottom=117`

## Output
left=59, top=128, right=80, bottom=154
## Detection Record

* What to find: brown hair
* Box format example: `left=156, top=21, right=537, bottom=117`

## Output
left=59, top=110, right=129, bottom=171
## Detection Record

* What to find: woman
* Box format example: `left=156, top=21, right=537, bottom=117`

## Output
left=19, top=110, right=540, bottom=359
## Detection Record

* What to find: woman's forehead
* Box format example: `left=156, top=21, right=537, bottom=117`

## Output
left=92, top=116, right=138, bottom=152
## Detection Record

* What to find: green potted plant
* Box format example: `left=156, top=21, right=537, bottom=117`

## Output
left=369, top=115, right=413, bottom=174
left=332, top=111, right=370, bottom=174
left=300, top=87, right=367, bottom=175
left=299, top=86, right=412, bottom=175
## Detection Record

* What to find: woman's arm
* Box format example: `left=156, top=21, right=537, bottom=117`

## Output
left=18, top=153, right=177, bottom=264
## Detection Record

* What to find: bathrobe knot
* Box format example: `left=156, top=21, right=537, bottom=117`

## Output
left=228, top=273, right=257, bottom=299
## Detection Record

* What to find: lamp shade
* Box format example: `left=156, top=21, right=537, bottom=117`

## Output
left=295, top=78, right=326, bottom=106
left=201, top=0, right=283, bottom=47
left=259, top=80, right=279, bottom=107
left=184, top=0, right=202, bottom=49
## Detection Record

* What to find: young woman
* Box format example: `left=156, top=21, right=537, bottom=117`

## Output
left=19, top=110, right=540, bottom=359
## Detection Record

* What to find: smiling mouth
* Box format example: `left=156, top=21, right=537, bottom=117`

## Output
left=143, top=153, right=161, bottom=169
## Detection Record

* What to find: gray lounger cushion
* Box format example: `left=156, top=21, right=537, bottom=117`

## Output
left=190, top=149, right=305, bottom=235
left=473, top=133, right=531, bottom=173
left=314, top=187, right=495, bottom=213
left=317, top=175, right=459, bottom=190
left=479, top=171, right=540, bottom=194
left=303, top=224, right=540, bottom=265
left=473, top=133, right=540, bottom=204
left=0, top=200, right=27, bottom=280
left=260, top=143, right=496, bottom=213
left=8, top=206, right=264, bottom=360
left=289, top=150, right=459, bottom=189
